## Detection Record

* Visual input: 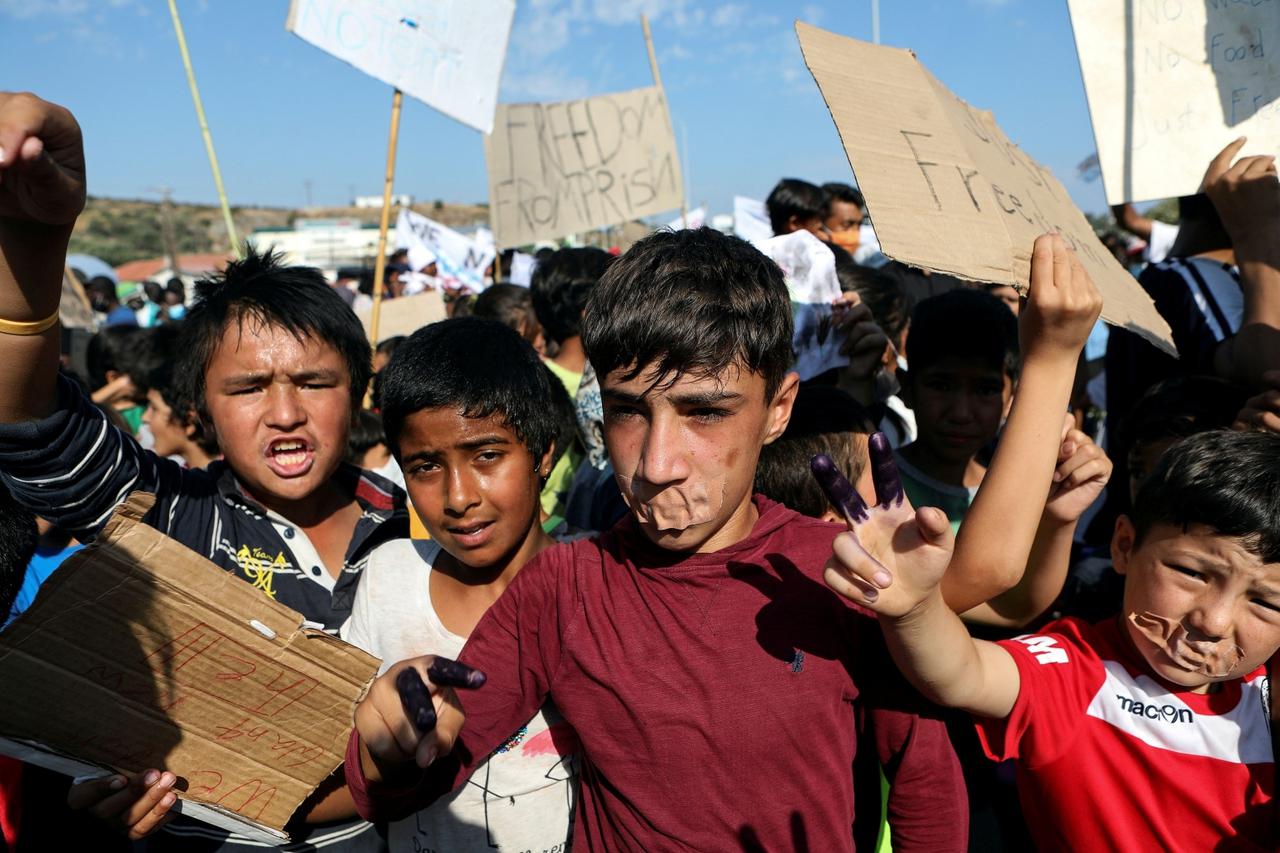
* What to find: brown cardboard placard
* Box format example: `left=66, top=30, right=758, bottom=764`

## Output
left=795, top=21, right=1175, bottom=354
left=356, top=289, right=447, bottom=344
left=0, top=493, right=379, bottom=843
left=485, top=85, right=685, bottom=247
left=59, top=267, right=96, bottom=331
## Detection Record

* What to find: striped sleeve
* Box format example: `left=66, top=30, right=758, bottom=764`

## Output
left=0, top=373, right=186, bottom=538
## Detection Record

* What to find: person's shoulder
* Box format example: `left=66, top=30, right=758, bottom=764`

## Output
left=1001, top=615, right=1102, bottom=668
left=366, top=537, right=439, bottom=577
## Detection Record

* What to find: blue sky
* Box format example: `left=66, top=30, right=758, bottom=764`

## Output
left=0, top=0, right=1110, bottom=218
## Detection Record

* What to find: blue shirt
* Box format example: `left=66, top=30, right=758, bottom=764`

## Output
left=6, top=541, right=83, bottom=626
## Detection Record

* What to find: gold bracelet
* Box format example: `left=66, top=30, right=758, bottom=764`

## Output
left=0, top=310, right=59, bottom=336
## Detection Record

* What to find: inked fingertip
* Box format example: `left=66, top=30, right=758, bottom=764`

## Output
left=868, top=432, right=891, bottom=456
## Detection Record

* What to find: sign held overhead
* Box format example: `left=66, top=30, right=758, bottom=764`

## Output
left=795, top=21, right=1174, bottom=353
left=1067, top=0, right=1280, bottom=205
left=285, top=0, right=515, bottom=133
left=486, top=86, right=685, bottom=247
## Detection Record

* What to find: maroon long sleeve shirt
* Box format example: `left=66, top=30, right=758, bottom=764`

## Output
left=347, top=497, right=967, bottom=850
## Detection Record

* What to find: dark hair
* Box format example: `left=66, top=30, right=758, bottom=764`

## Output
left=833, top=253, right=911, bottom=342
left=1121, top=376, right=1249, bottom=459
left=1131, top=430, right=1280, bottom=562
left=530, top=248, right=614, bottom=344
left=821, top=182, right=865, bottom=217
left=85, top=325, right=148, bottom=393
left=165, top=278, right=186, bottom=300
left=0, top=482, right=36, bottom=617
left=87, top=276, right=118, bottom=305
left=176, top=246, right=372, bottom=422
left=380, top=317, right=562, bottom=463
left=475, top=283, right=535, bottom=333
left=375, top=335, right=406, bottom=360
left=755, top=386, right=875, bottom=518
left=905, top=288, right=1019, bottom=379
left=141, top=324, right=219, bottom=456
left=582, top=227, right=794, bottom=399
left=766, top=178, right=824, bottom=235
left=347, top=409, right=386, bottom=464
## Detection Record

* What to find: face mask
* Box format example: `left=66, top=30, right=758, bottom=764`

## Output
left=829, top=228, right=861, bottom=253
left=1128, top=611, right=1244, bottom=678
left=615, top=471, right=726, bottom=532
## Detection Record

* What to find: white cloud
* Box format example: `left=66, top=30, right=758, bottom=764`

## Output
left=500, top=64, right=592, bottom=101
left=710, top=3, right=747, bottom=29
left=0, top=0, right=140, bottom=18
left=801, top=4, right=824, bottom=25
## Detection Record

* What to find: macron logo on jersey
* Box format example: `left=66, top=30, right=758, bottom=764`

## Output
left=1086, top=660, right=1273, bottom=764
left=1014, top=635, right=1069, bottom=665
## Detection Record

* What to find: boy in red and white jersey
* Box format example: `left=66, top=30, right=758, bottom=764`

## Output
left=828, top=427, right=1278, bottom=851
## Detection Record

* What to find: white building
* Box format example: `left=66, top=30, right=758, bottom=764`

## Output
left=248, top=219, right=397, bottom=274
left=353, top=194, right=413, bottom=209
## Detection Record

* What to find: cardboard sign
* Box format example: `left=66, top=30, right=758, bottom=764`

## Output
left=357, top=289, right=447, bottom=343
left=796, top=22, right=1174, bottom=354
left=285, top=0, right=514, bottom=133
left=0, top=494, right=379, bottom=843
left=1068, top=0, right=1280, bottom=205
left=60, top=268, right=96, bottom=331
left=758, top=229, right=849, bottom=381
left=395, top=210, right=495, bottom=292
left=486, top=86, right=685, bottom=246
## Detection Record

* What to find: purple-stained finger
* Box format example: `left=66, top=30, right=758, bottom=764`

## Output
left=427, top=657, right=488, bottom=689
left=396, top=668, right=436, bottom=733
left=867, top=433, right=904, bottom=507
left=811, top=453, right=869, bottom=523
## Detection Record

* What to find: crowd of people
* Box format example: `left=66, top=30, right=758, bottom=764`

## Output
left=0, top=88, right=1276, bottom=852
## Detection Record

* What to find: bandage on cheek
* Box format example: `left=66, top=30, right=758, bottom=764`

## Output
left=1127, top=611, right=1244, bottom=678
left=615, top=474, right=725, bottom=532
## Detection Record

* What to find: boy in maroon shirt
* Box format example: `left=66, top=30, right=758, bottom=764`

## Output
left=346, top=229, right=973, bottom=849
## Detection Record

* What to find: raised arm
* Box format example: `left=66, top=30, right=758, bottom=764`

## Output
left=964, top=425, right=1112, bottom=628
left=1204, top=138, right=1280, bottom=390
left=941, top=234, right=1102, bottom=614
left=818, top=440, right=1020, bottom=720
left=0, top=92, right=86, bottom=423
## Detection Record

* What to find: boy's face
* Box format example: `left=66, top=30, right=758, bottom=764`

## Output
left=142, top=388, right=189, bottom=460
left=601, top=361, right=798, bottom=554
left=901, top=357, right=1013, bottom=465
left=1113, top=518, right=1280, bottom=691
left=202, top=320, right=354, bottom=511
left=823, top=200, right=864, bottom=235
left=397, top=407, right=550, bottom=569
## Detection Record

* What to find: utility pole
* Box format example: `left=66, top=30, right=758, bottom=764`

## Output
left=149, top=186, right=182, bottom=279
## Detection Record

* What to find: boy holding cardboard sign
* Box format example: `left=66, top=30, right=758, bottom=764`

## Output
left=0, top=92, right=399, bottom=851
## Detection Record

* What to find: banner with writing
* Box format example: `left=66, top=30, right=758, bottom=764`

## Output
left=285, top=0, right=514, bottom=133
left=395, top=209, right=495, bottom=292
left=1067, top=0, right=1280, bottom=204
left=796, top=21, right=1173, bottom=353
left=485, top=85, right=685, bottom=247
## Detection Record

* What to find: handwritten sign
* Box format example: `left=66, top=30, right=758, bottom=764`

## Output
left=285, top=0, right=514, bottom=133
left=485, top=86, right=685, bottom=246
left=796, top=21, right=1174, bottom=354
left=1068, top=0, right=1280, bottom=204
left=395, top=209, right=494, bottom=292
left=0, top=494, right=379, bottom=842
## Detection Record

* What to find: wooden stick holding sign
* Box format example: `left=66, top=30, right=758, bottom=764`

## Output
left=367, top=89, right=404, bottom=352
left=641, top=14, right=688, bottom=229
left=167, top=0, right=241, bottom=258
